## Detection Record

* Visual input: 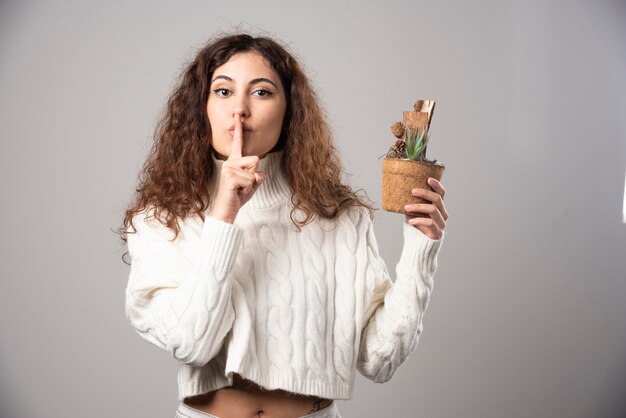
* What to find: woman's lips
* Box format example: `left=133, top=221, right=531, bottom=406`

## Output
left=228, top=123, right=252, bottom=132
left=228, top=128, right=252, bottom=137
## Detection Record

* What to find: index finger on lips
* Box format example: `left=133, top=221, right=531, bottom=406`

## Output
left=229, top=114, right=243, bottom=160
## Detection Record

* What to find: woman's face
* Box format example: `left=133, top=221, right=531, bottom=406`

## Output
left=207, top=51, right=287, bottom=160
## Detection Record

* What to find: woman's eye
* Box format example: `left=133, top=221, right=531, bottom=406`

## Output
left=253, top=89, right=273, bottom=97
left=214, top=88, right=231, bottom=97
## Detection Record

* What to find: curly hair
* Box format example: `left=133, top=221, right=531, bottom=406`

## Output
left=116, top=33, right=375, bottom=262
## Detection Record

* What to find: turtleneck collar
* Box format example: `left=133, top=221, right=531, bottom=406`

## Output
left=211, top=151, right=292, bottom=210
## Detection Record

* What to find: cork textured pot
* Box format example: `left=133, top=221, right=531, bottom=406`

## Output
left=382, top=158, right=445, bottom=214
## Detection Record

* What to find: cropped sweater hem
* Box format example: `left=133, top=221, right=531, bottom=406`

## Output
left=178, top=366, right=353, bottom=401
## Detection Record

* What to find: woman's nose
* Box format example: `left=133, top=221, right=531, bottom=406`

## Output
left=232, top=95, right=250, bottom=118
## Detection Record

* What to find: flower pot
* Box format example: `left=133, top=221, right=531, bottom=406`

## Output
left=382, top=158, right=445, bottom=215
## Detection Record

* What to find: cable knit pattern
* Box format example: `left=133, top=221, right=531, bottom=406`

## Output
left=124, top=150, right=444, bottom=401
left=332, top=209, right=358, bottom=384
left=301, top=222, right=327, bottom=381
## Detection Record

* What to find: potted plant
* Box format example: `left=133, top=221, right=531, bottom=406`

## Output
left=382, top=99, right=445, bottom=215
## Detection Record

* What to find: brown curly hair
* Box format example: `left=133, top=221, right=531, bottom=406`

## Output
left=116, top=33, right=375, bottom=262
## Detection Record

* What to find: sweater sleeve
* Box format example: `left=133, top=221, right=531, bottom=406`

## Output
left=124, top=209, right=242, bottom=367
left=356, top=216, right=443, bottom=383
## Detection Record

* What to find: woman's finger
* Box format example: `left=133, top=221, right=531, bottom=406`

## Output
left=427, top=177, right=446, bottom=199
left=426, top=178, right=449, bottom=224
left=223, top=155, right=259, bottom=171
left=252, top=172, right=265, bottom=189
left=412, top=185, right=448, bottom=222
left=407, top=216, right=442, bottom=240
left=221, top=167, right=257, bottom=190
left=229, top=114, right=243, bottom=160
left=404, top=203, right=446, bottom=230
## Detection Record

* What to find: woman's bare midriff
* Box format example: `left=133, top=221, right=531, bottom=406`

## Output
left=183, top=373, right=333, bottom=418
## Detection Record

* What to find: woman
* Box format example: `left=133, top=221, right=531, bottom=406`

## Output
left=119, top=33, right=448, bottom=418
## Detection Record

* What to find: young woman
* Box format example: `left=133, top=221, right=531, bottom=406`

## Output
left=119, top=33, right=448, bottom=418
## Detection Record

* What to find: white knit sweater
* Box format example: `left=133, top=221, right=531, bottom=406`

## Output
left=125, top=151, right=443, bottom=401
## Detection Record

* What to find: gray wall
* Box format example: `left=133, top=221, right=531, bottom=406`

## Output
left=1, top=0, right=625, bottom=417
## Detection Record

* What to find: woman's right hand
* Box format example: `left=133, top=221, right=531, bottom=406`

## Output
left=210, top=114, right=265, bottom=224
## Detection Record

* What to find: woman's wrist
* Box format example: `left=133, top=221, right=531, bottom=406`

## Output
left=209, top=209, right=236, bottom=224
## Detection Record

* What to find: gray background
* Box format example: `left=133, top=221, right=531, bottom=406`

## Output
left=1, top=0, right=625, bottom=417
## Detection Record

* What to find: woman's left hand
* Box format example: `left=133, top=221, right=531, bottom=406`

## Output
left=404, top=177, right=448, bottom=240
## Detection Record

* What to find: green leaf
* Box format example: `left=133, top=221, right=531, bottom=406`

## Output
left=406, top=128, right=418, bottom=159
left=405, top=128, right=429, bottom=160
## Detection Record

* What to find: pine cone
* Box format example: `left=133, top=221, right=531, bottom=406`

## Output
left=385, top=139, right=406, bottom=158
left=390, top=121, right=405, bottom=139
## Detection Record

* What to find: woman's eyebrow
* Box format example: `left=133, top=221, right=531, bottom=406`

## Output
left=249, top=77, right=278, bottom=88
left=211, top=75, right=278, bottom=88
left=211, top=75, right=232, bottom=84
